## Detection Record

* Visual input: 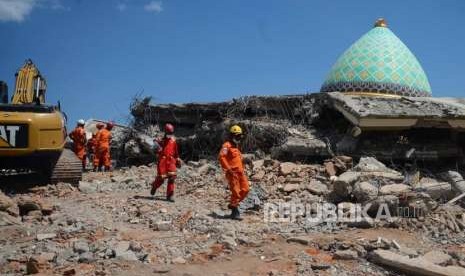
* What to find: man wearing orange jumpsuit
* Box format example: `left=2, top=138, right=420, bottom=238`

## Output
left=92, top=123, right=104, bottom=171
left=96, top=122, right=113, bottom=172
left=219, top=125, right=250, bottom=220
left=69, top=119, right=87, bottom=170
left=150, top=123, right=181, bottom=202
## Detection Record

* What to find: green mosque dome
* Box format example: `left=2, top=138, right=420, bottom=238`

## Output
left=321, top=19, right=432, bottom=97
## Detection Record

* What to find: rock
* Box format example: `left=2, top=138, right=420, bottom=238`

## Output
left=398, top=247, right=419, bottom=258
left=251, top=170, right=266, bottom=181
left=6, top=203, right=20, bottom=217
left=153, top=265, right=171, bottom=273
left=369, top=249, right=465, bottom=276
left=78, top=181, right=97, bottom=194
left=73, top=240, right=90, bottom=254
left=334, top=172, right=360, bottom=197
left=354, top=157, right=399, bottom=174
left=422, top=251, right=452, bottom=266
left=40, top=202, right=54, bottom=216
left=347, top=217, right=374, bottom=229
left=172, top=256, right=187, bottom=264
left=334, top=250, right=358, bottom=260
left=0, top=211, right=21, bottom=226
left=444, top=171, right=465, bottom=193
left=219, top=234, right=237, bottom=250
left=286, top=236, right=312, bottom=245
left=368, top=195, right=399, bottom=214
left=353, top=181, right=378, bottom=202
left=78, top=252, right=95, bottom=263
left=197, top=163, right=215, bottom=175
left=324, top=161, right=337, bottom=176
left=26, top=255, right=50, bottom=274
left=152, top=220, right=172, bottom=231
left=0, top=191, right=14, bottom=211
left=416, top=178, right=452, bottom=200
left=17, top=196, right=42, bottom=215
left=283, top=184, right=300, bottom=193
left=279, top=162, right=298, bottom=176
left=36, top=233, right=57, bottom=241
left=129, top=241, right=143, bottom=252
left=116, top=251, right=138, bottom=261
left=306, top=180, right=328, bottom=195
left=113, top=241, right=130, bottom=256
left=380, top=184, right=411, bottom=195
left=39, top=252, right=56, bottom=262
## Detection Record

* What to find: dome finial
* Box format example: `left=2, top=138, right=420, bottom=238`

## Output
left=374, top=18, right=387, bottom=28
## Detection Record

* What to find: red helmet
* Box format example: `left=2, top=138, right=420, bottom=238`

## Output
left=164, top=123, right=174, bottom=134
left=106, top=122, right=114, bottom=130
left=96, top=123, right=104, bottom=129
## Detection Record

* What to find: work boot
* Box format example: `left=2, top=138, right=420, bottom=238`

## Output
left=230, top=207, right=242, bottom=220
left=150, top=186, right=157, bottom=196
left=166, top=195, right=175, bottom=202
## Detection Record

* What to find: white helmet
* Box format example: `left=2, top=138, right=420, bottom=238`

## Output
left=77, top=119, right=85, bottom=125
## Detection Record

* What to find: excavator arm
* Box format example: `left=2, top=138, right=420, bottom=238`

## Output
left=11, top=59, right=47, bottom=105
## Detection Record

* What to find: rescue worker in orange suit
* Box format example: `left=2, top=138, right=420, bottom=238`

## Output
left=69, top=119, right=87, bottom=170
left=219, top=125, right=250, bottom=220
left=150, top=123, right=181, bottom=202
left=93, top=123, right=105, bottom=171
left=96, top=122, right=113, bottom=172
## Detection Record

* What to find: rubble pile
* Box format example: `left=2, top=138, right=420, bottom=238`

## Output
left=1, top=155, right=465, bottom=275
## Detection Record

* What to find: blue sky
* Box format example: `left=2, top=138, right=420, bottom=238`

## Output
left=1, top=0, right=464, bottom=126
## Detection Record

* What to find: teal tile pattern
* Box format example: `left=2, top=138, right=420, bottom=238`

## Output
left=321, top=26, right=432, bottom=97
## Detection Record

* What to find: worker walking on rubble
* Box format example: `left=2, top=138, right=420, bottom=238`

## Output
left=92, top=123, right=104, bottom=171
left=95, top=122, right=113, bottom=172
left=219, top=125, right=250, bottom=220
left=151, top=123, right=181, bottom=202
left=69, top=119, right=87, bottom=170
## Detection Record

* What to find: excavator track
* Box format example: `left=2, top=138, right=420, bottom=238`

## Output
left=49, top=149, right=82, bottom=184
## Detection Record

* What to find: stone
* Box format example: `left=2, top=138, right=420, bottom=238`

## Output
left=116, top=251, right=139, bottom=261
left=444, top=171, right=465, bottom=193
left=152, top=221, right=172, bottom=231
left=153, top=265, right=171, bottom=273
left=353, top=181, right=378, bottom=202
left=0, top=211, right=21, bottom=226
left=40, top=202, right=54, bottom=216
left=354, top=157, right=399, bottom=174
left=17, top=196, right=42, bottom=215
left=279, top=162, right=298, bottom=176
left=78, top=181, right=98, bottom=194
left=416, top=178, right=452, bottom=200
left=0, top=191, right=14, bottom=211
left=39, top=252, right=56, bottom=262
left=306, top=180, right=328, bottom=195
left=369, top=249, right=465, bottom=276
left=251, top=170, right=266, bottom=181
left=114, top=241, right=130, bottom=256
left=78, top=252, right=95, bottom=263
left=172, top=256, right=187, bottom=264
left=73, top=240, right=90, bottom=254
left=6, top=203, right=20, bottom=217
left=324, top=161, right=337, bottom=176
left=334, top=172, right=360, bottom=197
left=129, top=241, right=143, bottom=252
left=286, top=236, right=312, bottom=245
left=219, top=234, right=237, bottom=250
left=26, top=255, right=50, bottom=274
left=197, top=163, right=215, bottom=175
left=422, top=251, right=452, bottom=266
left=380, top=184, right=411, bottom=195
left=36, top=233, right=57, bottom=241
left=283, top=184, right=300, bottom=193
left=334, top=250, right=358, bottom=260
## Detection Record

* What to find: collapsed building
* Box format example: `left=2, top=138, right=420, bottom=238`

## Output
left=128, top=18, right=465, bottom=167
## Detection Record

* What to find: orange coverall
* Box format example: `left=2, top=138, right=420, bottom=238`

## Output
left=96, top=128, right=112, bottom=169
left=69, top=126, right=87, bottom=168
left=152, top=137, right=179, bottom=196
left=218, top=141, right=250, bottom=208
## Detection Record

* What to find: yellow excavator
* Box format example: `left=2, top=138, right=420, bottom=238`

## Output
left=0, top=59, right=82, bottom=184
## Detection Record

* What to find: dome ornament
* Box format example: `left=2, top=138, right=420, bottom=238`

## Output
left=374, top=18, right=388, bottom=28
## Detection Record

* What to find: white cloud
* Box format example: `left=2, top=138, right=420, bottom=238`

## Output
left=0, top=0, right=68, bottom=22
left=116, top=3, right=127, bottom=12
left=0, top=0, right=37, bottom=22
left=144, top=1, right=162, bottom=13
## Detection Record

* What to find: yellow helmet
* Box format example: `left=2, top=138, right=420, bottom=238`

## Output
left=229, top=125, right=243, bottom=135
